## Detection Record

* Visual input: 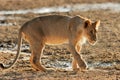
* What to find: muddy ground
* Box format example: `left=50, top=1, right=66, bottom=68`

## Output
left=0, top=0, right=120, bottom=80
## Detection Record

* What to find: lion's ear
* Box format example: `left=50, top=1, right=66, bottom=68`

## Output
left=84, top=20, right=91, bottom=28
left=94, top=20, right=100, bottom=30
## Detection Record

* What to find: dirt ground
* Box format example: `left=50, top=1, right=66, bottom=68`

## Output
left=0, top=0, right=120, bottom=80
left=0, top=0, right=120, bottom=10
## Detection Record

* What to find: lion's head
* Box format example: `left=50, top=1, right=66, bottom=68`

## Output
left=83, top=20, right=100, bottom=45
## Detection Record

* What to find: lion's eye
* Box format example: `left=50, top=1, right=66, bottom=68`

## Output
left=90, top=31, right=93, bottom=34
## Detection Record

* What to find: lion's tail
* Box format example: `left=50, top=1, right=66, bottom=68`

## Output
left=0, top=30, right=22, bottom=69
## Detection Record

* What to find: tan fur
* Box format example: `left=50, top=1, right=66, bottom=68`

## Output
left=0, top=15, right=100, bottom=72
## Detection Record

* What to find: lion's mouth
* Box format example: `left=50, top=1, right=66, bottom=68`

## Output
left=89, top=40, right=97, bottom=45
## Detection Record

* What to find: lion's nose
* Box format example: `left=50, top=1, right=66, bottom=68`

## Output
left=94, top=39, right=97, bottom=41
left=93, top=37, right=97, bottom=41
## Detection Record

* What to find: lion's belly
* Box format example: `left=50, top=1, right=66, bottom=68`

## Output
left=45, top=36, right=68, bottom=45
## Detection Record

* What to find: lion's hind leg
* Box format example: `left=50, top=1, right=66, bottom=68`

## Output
left=29, top=41, right=55, bottom=72
left=30, top=42, right=46, bottom=71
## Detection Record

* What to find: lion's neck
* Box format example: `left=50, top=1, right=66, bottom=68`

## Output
left=79, top=36, right=87, bottom=45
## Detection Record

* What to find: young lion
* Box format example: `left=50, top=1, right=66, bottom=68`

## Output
left=0, top=15, right=100, bottom=72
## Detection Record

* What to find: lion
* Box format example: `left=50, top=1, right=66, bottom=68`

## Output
left=0, top=15, right=100, bottom=72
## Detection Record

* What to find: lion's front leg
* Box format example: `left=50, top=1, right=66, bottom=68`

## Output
left=69, top=44, right=87, bottom=72
left=72, top=44, right=81, bottom=71
left=72, top=58, right=79, bottom=71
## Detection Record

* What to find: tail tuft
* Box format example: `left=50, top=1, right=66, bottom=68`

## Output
left=0, top=28, right=22, bottom=70
left=0, top=63, right=5, bottom=69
